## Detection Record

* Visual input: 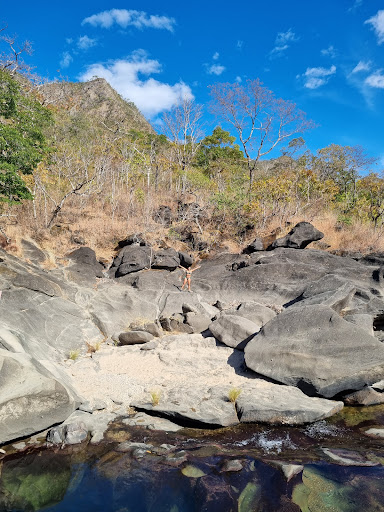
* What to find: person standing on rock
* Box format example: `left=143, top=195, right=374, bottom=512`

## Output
left=179, top=264, right=201, bottom=292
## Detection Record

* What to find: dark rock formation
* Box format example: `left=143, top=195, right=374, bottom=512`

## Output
left=242, top=237, right=264, bottom=254
left=152, top=248, right=180, bottom=270
left=267, top=222, right=324, bottom=250
left=66, top=247, right=105, bottom=279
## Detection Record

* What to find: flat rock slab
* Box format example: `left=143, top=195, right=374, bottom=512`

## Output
left=122, top=412, right=183, bottom=432
left=131, top=385, right=239, bottom=428
left=344, top=387, right=384, bottom=406
left=244, top=304, right=384, bottom=398
left=236, top=384, right=343, bottom=425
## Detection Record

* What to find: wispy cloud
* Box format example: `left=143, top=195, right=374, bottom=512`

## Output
left=321, top=45, right=336, bottom=58
left=299, top=65, right=336, bottom=89
left=78, top=50, right=193, bottom=117
left=351, top=60, right=371, bottom=73
left=236, top=40, right=243, bottom=50
left=82, top=9, right=176, bottom=32
left=365, top=70, right=384, bottom=88
left=77, top=35, right=97, bottom=50
left=60, top=51, right=73, bottom=68
left=213, top=52, right=219, bottom=61
left=207, top=64, right=226, bottom=76
left=270, top=28, right=298, bottom=56
left=348, top=0, right=363, bottom=13
left=365, top=10, right=384, bottom=45
left=235, top=76, right=242, bottom=83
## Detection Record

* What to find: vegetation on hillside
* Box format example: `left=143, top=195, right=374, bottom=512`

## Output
left=0, top=31, right=383, bottom=258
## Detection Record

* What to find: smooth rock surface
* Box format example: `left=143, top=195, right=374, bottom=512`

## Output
left=118, top=331, right=154, bottom=345
left=244, top=304, right=384, bottom=397
left=236, top=384, right=343, bottom=425
left=0, top=350, right=79, bottom=444
left=209, top=314, right=260, bottom=349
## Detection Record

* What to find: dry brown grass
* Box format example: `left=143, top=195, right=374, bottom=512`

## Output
left=2, top=192, right=384, bottom=263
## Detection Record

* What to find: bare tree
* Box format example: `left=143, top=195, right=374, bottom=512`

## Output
left=162, top=98, right=204, bottom=173
left=209, top=79, right=315, bottom=187
left=0, top=27, right=33, bottom=76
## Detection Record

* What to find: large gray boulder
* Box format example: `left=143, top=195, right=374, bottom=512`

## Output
left=0, top=350, right=80, bottom=444
left=267, top=222, right=324, bottom=250
left=0, top=288, right=102, bottom=361
left=209, top=314, right=260, bottom=349
left=244, top=304, right=384, bottom=398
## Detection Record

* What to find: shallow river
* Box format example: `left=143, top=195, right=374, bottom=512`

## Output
left=1, top=406, right=384, bottom=511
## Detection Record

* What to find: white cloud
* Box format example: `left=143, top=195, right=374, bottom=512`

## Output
left=60, top=51, right=73, bottom=68
left=348, top=0, right=363, bottom=12
left=365, top=10, right=384, bottom=44
left=237, top=40, right=243, bottom=50
left=351, top=60, right=371, bottom=73
left=235, top=76, right=242, bottom=83
left=301, top=65, right=336, bottom=89
left=78, top=50, right=193, bottom=117
left=207, top=64, right=226, bottom=75
left=270, top=28, right=298, bottom=56
left=77, top=35, right=97, bottom=50
left=321, top=45, right=336, bottom=58
left=365, top=70, right=384, bottom=88
left=82, top=9, right=176, bottom=32
left=213, top=52, right=219, bottom=60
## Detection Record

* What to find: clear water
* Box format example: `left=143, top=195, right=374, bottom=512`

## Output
left=1, top=407, right=384, bottom=512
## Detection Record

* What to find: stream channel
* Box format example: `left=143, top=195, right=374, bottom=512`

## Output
left=0, top=405, right=384, bottom=511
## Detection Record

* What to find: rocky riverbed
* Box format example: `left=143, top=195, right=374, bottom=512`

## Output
left=0, top=223, right=384, bottom=443
left=1, top=222, right=384, bottom=510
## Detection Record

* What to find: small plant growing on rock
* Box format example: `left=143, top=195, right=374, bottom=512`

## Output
left=149, top=390, right=161, bottom=406
left=69, top=349, right=80, bottom=361
left=228, top=387, right=242, bottom=404
left=86, top=340, right=103, bottom=353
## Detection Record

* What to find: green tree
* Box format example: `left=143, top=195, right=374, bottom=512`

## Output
left=0, top=69, right=52, bottom=202
left=312, top=144, right=376, bottom=212
left=195, top=126, right=244, bottom=188
left=356, top=173, right=384, bottom=227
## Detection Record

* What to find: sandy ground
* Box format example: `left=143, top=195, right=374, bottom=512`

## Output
left=64, top=333, right=269, bottom=407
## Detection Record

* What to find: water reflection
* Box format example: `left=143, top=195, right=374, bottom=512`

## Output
left=1, top=405, right=384, bottom=512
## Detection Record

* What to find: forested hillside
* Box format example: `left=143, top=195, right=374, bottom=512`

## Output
left=1, top=54, right=383, bottom=261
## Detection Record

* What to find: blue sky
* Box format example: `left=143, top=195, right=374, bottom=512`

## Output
left=2, top=0, right=384, bottom=167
